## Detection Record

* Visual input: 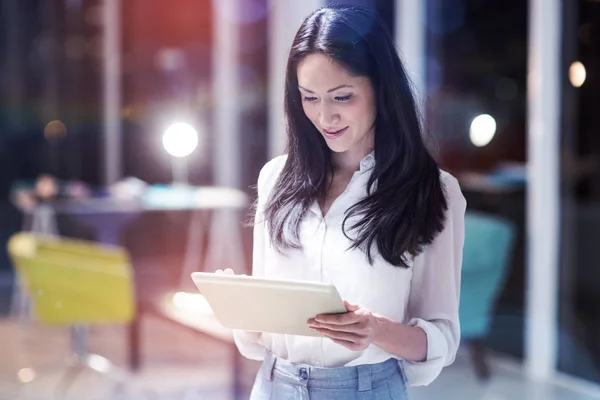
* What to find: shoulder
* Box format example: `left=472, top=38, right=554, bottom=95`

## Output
left=257, top=154, right=288, bottom=196
left=439, top=170, right=466, bottom=211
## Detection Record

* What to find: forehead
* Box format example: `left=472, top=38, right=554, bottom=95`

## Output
left=297, top=53, right=361, bottom=89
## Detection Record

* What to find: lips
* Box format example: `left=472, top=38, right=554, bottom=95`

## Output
left=322, top=127, right=348, bottom=139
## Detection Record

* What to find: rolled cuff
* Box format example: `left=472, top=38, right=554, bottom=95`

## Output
left=401, top=318, right=452, bottom=386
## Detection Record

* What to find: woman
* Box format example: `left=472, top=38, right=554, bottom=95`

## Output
left=221, top=4, right=466, bottom=399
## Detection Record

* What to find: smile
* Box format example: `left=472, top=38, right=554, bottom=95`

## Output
left=322, top=127, right=348, bottom=139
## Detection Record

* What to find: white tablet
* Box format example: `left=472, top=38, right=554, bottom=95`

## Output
left=190, top=272, right=347, bottom=337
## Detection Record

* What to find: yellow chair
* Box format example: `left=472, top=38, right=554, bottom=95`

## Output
left=7, top=232, right=147, bottom=398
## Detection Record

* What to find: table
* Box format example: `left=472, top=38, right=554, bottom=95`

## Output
left=14, top=185, right=249, bottom=371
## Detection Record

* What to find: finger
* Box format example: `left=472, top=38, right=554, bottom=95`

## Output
left=311, top=327, right=362, bottom=342
left=315, top=311, right=361, bottom=325
left=215, top=269, right=224, bottom=274
left=344, top=300, right=360, bottom=312
left=224, top=268, right=235, bottom=274
left=310, top=321, right=365, bottom=333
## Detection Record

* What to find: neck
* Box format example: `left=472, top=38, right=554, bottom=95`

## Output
left=331, top=152, right=365, bottom=174
left=331, top=139, right=374, bottom=174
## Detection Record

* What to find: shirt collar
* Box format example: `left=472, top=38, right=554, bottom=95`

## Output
left=359, top=151, right=375, bottom=173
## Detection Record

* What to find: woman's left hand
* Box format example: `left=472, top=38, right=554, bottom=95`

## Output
left=307, top=300, right=378, bottom=351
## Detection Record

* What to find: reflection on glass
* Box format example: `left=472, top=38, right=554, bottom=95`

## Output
left=558, top=0, right=600, bottom=384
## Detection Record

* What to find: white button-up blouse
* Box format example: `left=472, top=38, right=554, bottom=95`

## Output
left=233, top=153, right=466, bottom=386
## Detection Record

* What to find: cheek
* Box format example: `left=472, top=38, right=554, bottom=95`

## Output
left=350, top=101, right=375, bottom=127
left=342, top=103, right=363, bottom=125
left=302, top=104, right=319, bottom=125
left=367, top=100, right=377, bottom=124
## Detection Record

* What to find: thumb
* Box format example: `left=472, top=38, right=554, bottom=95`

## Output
left=344, top=300, right=360, bottom=312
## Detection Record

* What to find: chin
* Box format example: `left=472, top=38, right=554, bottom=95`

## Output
left=325, top=143, right=350, bottom=153
left=322, top=137, right=351, bottom=153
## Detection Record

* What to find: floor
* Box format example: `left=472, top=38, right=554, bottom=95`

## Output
left=410, top=353, right=600, bottom=400
left=1, top=315, right=600, bottom=400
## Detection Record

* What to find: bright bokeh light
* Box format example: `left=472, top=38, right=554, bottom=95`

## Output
left=162, top=123, right=198, bottom=158
left=469, top=114, right=497, bottom=147
left=569, top=61, right=586, bottom=88
left=87, top=354, right=111, bottom=373
left=44, top=120, right=67, bottom=141
left=18, top=368, right=36, bottom=383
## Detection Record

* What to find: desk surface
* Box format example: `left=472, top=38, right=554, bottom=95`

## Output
left=157, top=292, right=233, bottom=342
left=459, top=172, right=526, bottom=194
left=15, top=185, right=248, bottom=215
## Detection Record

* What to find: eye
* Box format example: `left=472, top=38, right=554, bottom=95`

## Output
left=302, top=96, right=318, bottom=102
left=335, top=94, right=353, bottom=102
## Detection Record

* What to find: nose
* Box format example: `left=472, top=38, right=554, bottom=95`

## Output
left=319, top=103, right=339, bottom=127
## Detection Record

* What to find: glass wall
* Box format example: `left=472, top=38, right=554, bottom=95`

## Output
left=425, top=0, right=528, bottom=359
left=558, top=0, right=600, bottom=384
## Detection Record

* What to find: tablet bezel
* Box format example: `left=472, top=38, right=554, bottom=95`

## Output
left=190, top=272, right=347, bottom=337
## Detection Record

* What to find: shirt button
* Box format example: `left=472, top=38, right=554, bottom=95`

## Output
left=299, top=367, right=308, bottom=381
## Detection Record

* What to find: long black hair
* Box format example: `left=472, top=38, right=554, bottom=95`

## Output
left=264, top=4, right=447, bottom=268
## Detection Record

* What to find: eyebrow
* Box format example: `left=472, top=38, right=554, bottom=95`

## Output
left=298, top=84, right=354, bottom=94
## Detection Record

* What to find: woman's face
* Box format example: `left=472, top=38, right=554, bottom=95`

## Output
left=297, top=53, right=376, bottom=160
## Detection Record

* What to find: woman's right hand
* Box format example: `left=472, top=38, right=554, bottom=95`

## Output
left=214, top=268, right=263, bottom=342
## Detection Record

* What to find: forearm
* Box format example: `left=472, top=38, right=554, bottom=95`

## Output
left=372, top=314, right=427, bottom=362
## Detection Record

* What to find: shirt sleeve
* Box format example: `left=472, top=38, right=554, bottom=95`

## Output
left=232, top=156, right=285, bottom=360
left=401, top=173, right=466, bottom=386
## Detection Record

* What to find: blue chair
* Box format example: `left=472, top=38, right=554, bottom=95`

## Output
left=459, top=211, right=515, bottom=379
